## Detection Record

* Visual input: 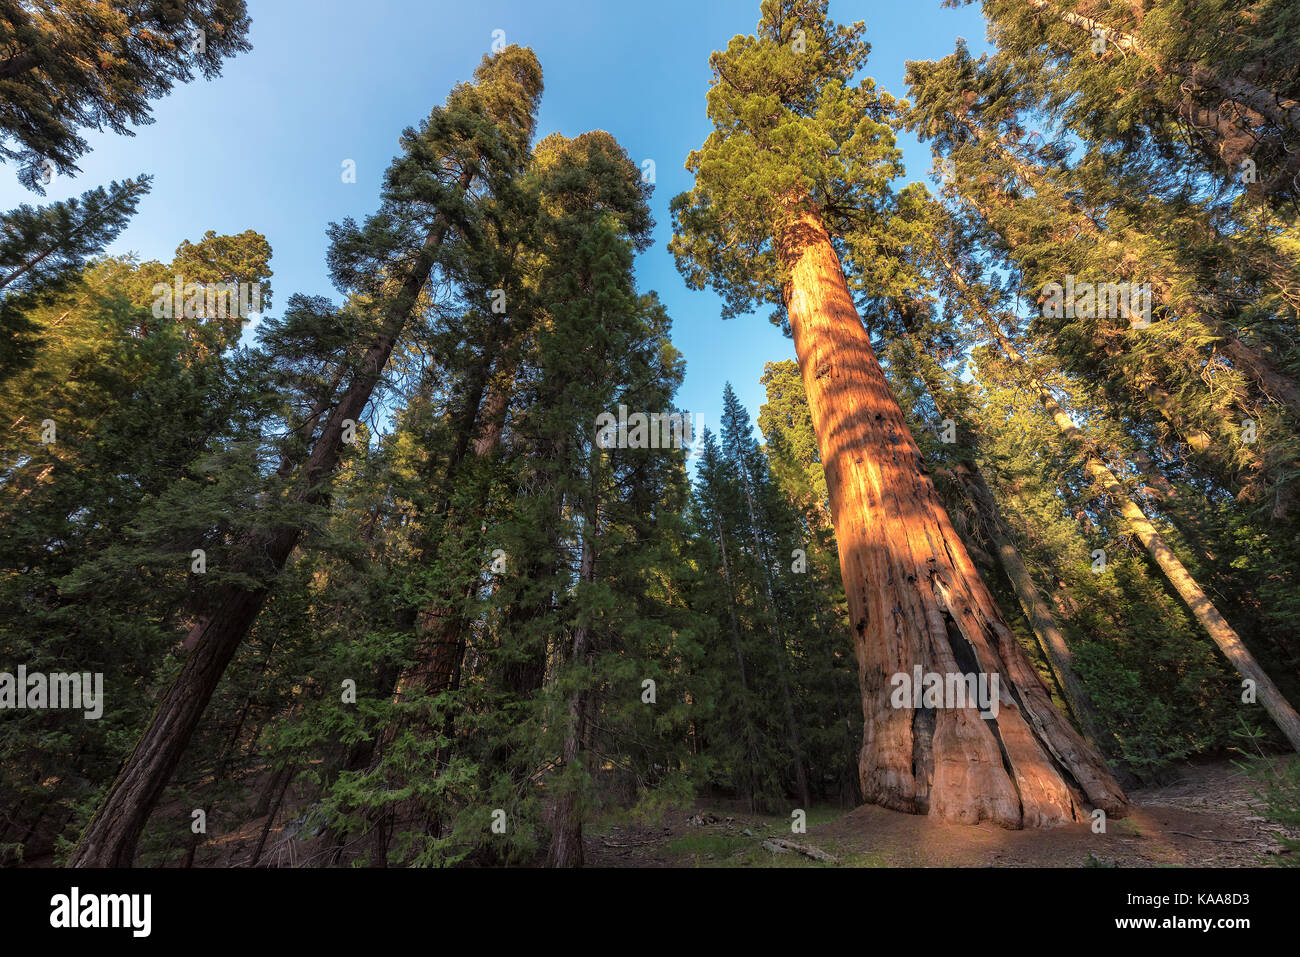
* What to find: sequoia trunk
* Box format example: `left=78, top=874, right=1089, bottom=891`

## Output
left=776, top=205, right=1126, bottom=826
left=953, top=461, right=1105, bottom=748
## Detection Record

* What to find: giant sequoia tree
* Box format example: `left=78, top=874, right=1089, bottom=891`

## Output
left=671, top=0, right=1125, bottom=826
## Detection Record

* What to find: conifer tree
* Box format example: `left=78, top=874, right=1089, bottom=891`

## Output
left=933, top=222, right=1300, bottom=751
left=68, top=46, right=543, bottom=866
left=0, top=0, right=252, bottom=190
left=0, top=176, right=150, bottom=379
left=689, top=427, right=775, bottom=808
left=755, top=363, right=860, bottom=802
left=758, top=359, right=830, bottom=527
left=474, top=130, right=667, bottom=865
left=965, top=0, right=1300, bottom=206
left=671, top=0, right=1125, bottom=825
left=719, top=382, right=811, bottom=808
left=0, top=232, right=272, bottom=860
left=905, top=44, right=1300, bottom=518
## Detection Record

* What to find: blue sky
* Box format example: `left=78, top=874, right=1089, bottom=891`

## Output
left=0, top=0, right=990, bottom=443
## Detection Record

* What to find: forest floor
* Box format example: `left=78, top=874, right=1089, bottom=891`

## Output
left=583, top=757, right=1297, bottom=868
left=148, top=754, right=1294, bottom=867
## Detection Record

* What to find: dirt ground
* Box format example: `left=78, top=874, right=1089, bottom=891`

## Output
left=176, top=755, right=1295, bottom=868
left=581, top=758, right=1296, bottom=868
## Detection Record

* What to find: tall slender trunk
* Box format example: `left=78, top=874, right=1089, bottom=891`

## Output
left=957, top=116, right=1300, bottom=422
left=1021, top=0, right=1300, bottom=197
left=250, top=764, right=294, bottom=868
left=963, top=186, right=1229, bottom=459
left=390, top=360, right=514, bottom=715
left=1108, top=420, right=1299, bottom=660
left=547, top=486, right=598, bottom=868
left=366, top=355, right=514, bottom=862
left=68, top=171, right=476, bottom=867
left=1041, top=391, right=1300, bottom=751
left=777, top=202, right=1126, bottom=826
left=734, top=451, right=812, bottom=808
left=714, top=516, right=760, bottom=810
left=1024, top=0, right=1300, bottom=135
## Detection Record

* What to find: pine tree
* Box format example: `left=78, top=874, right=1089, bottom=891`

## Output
left=755, top=363, right=860, bottom=803
left=0, top=232, right=272, bottom=861
left=758, top=359, right=830, bottom=527
left=474, top=130, right=664, bottom=866
left=935, top=224, right=1300, bottom=751
left=306, top=127, right=683, bottom=869
left=905, top=43, right=1300, bottom=434
left=67, top=46, right=543, bottom=867
left=966, top=0, right=1300, bottom=206
left=0, top=0, right=252, bottom=190
left=719, top=383, right=811, bottom=808
left=905, top=42, right=1300, bottom=545
left=0, top=176, right=150, bottom=379
left=967, top=346, right=1252, bottom=776
left=689, top=427, right=773, bottom=808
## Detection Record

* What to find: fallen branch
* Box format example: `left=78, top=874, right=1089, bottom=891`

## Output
left=762, top=838, right=837, bottom=863
left=1170, top=831, right=1255, bottom=844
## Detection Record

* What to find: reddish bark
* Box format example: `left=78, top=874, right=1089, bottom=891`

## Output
left=777, top=204, right=1126, bottom=826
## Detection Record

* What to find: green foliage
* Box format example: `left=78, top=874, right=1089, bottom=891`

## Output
left=669, top=0, right=903, bottom=325
left=5, top=1, right=1296, bottom=870
left=0, top=176, right=151, bottom=379
left=0, top=0, right=252, bottom=190
left=0, top=233, right=277, bottom=861
left=1233, top=721, right=1300, bottom=865
left=687, top=384, right=858, bottom=811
